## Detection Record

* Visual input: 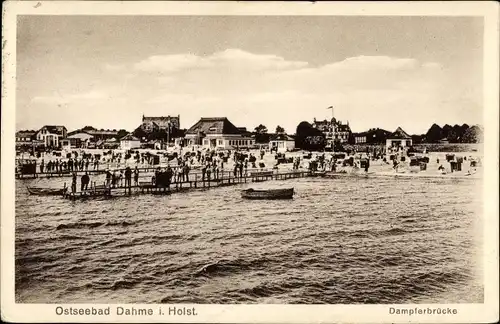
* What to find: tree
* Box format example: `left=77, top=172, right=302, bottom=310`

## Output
left=441, top=124, right=453, bottom=139
left=254, top=124, right=268, bottom=134
left=295, top=121, right=326, bottom=151
left=117, top=129, right=129, bottom=139
left=275, top=125, right=285, bottom=134
left=461, top=125, right=483, bottom=143
left=425, top=123, right=443, bottom=143
left=132, top=127, right=147, bottom=140
left=411, top=134, right=424, bottom=145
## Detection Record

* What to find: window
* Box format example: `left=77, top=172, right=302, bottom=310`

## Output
left=218, top=139, right=223, bottom=145
left=209, top=127, right=217, bottom=132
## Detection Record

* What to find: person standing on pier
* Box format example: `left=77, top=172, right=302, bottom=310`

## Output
left=201, top=164, right=207, bottom=181
left=118, top=171, right=124, bottom=186
left=331, top=159, right=337, bottom=172
left=172, top=168, right=178, bottom=184
left=81, top=172, right=90, bottom=191
left=134, top=167, right=139, bottom=186
left=206, top=166, right=212, bottom=182
left=40, top=160, right=45, bottom=174
left=68, top=158, right=73, bottom=171
left=111, top=171, right=117, bottom=188
left=106, top=170, right=112, bottom=187
left=85, top=159, right=90, bottom=171
left=214, top=164, right=219, bottom=180
left=71, top=172, right=77, bottom=193
left=124, top=167, right=132, bottom=193
left=177, top=167, right=183, bottom=183
left=166, top=166, right=173, bottom=189
left=184, top=163, right=190, bottom=182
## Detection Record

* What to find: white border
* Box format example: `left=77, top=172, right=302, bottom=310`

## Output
left=2, top=1, right=499, bottom=323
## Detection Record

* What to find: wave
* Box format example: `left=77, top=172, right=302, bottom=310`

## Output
left=193, top=256, right=273, bottom=278
left=56, top=222, right=105, bottom=230
left=56, top=220, right=135, bottom=230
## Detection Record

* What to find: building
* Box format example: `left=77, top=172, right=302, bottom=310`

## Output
left=83, top=128, right=119, bottom=140
left=354, top=128, right=391, bottom=145
left=269, top=134, right=295, bottom=152
left=386, top=127, right=413, bottom=150
left=16, top=130, right=37, bottom=145
left=120, top=133, right=141, bottom=150
left=312, top=117, right=352, bottom=146
left=62, top=132, right=95, bottom=149
left=185, top=117, right=255, bottom=149
left=101, top=138, right=120, bottom=149
left=141, top=115, right=180, bottom=133
left=36, top=125, right=67, bottom=148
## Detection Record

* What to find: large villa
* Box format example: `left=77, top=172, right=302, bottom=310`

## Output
left=184, top=117, right=255, bottom=150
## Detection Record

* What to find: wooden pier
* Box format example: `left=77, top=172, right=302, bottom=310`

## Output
left=63, top=170, right=319, bottom=201
left=15, top=166, right=168, bottom=179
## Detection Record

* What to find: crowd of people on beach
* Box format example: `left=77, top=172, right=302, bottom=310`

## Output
left=39, top=157, right=100, bottom=174
left=18, top=144, right=483, bottom=193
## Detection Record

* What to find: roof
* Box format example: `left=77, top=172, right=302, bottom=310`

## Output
left=143, top=116, right=180, bottom=128
left=143, top=116, right=179, bottom=122
left=120, top=134, right=140, bottom=141
left=86, top=129, right=118, bottom=135
left=68, top=132, right=94, bottom=140
left=16, top=130, right=37, bottom=137
left=186, top=117, right=242, bottom=135
left=40, top=125, right=66, bottom=135
left=388, top=127, right=411, bottom=139
left=270, top=134, right=294, bottom=141
left=355, top=128, right=390, bottom=137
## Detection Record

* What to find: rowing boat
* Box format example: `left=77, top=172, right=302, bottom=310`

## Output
left=27, top=186, right=67, bottom=196
left=241, top=188, right=294, bottom=200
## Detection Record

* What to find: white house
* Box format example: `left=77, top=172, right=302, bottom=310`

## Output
left=67, top=132, right=94, bottom=149
left=185, top=117, right=255, bottom=149
left=120, top=134, right=141, bottom=150
left=386, top=127, right=412, bottom=150
left=269, top=134, right=295, bottom=152
left=36, top=125, right=67, bottom=148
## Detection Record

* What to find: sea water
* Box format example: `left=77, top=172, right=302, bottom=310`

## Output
left=15, top=176, right=483, bottom=304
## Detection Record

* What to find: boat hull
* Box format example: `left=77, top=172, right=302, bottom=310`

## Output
left=27, top=187, right=66, bottom=196
left=241, top=188, right=294, bottom=200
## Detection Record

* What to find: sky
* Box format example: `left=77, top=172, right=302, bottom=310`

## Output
left=16, top=15, right=483, bottom=134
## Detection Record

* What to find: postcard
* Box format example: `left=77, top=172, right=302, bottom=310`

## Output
left=1, top=1, right=498, bottom=323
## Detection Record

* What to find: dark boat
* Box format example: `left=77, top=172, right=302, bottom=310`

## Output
left=27, top=186, right=67, bottom=196
left=241, top=188, right=294, bottom=200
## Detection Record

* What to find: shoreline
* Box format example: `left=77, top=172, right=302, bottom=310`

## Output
left=323, top=170, right=482, bottom=180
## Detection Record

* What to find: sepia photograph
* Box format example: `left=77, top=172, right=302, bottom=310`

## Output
left=1, top=1, right=498, bottom=323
